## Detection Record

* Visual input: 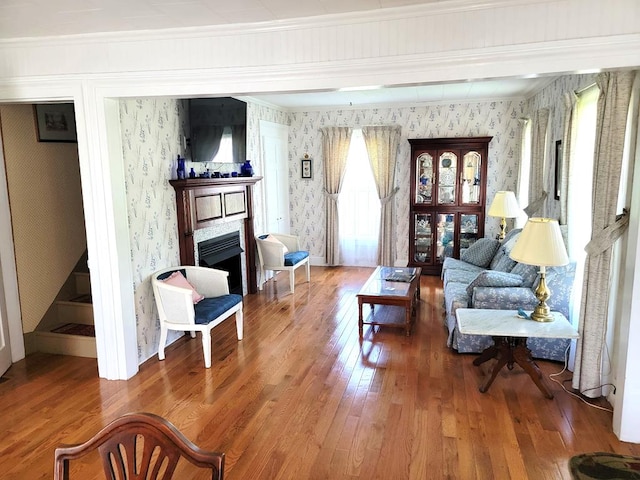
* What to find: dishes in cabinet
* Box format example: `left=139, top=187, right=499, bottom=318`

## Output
left=439, top=168, right=455, bottom=186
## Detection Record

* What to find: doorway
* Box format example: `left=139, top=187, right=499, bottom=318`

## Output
left=0, top=103, right=91, bottom=375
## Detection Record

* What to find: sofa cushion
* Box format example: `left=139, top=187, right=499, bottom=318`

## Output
left=466, top=270, right=524, bottom=297
left=444, top=268, right=483, bottom=287
left=510, top=263, right=539, bottom=288
left=194, top=294, right=242, bottom=324
left=492, top=255, right=517, bottom=272
left=284, top=250, right=309, bottom=266
left=489, top=229, right=521, bottom=270
left=460, top=238, right=501, bottom=268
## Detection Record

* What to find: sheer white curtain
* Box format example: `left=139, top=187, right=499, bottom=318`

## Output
left=339, top=129, right=380, bottom=266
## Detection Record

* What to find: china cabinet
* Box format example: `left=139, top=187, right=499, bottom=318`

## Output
left=408, top=137, right=491, bottom=275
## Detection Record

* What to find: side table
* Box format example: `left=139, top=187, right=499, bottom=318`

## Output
left=456, top=308, right=579, bottom=398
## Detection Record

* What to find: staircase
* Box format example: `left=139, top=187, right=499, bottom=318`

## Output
left=33, top=270, right=97, bottom=358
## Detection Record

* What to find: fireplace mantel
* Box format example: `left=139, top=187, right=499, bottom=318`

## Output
left=169, top=176, right=262, bottom=294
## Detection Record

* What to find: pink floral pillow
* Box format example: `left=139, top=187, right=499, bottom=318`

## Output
left=162, top=271, right=205, bottom=304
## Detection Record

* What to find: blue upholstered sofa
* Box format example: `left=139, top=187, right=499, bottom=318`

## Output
left=441, top=228, right=576, bottom=362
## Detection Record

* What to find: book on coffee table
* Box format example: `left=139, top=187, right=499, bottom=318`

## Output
left=384, top=272, right=416, bottom=283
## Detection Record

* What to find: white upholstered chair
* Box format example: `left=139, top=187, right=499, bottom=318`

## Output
left=151, top=266, right=243, bottom=368
left=255, top=233, right=310, bottom=293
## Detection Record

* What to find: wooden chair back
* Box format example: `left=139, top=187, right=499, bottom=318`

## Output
left=54, top=412, right=224, bottom=480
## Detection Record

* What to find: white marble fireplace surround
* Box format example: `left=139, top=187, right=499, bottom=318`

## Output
left=0, top=0, right=638, bottom=442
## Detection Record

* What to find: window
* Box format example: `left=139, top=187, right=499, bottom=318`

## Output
left=516, top=119, right=531, bottom=228
left=567, top=84, right=599, bottom=326
left=338, top=129, right=380, bottom=266
left=211, top=126, right=233, bottom=163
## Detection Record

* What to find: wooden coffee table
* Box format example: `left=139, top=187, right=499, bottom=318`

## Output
left=357, top=266, right=421, bottom=338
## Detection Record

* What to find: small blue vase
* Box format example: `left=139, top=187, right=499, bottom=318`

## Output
left=241, top=160, right=254, bottom=177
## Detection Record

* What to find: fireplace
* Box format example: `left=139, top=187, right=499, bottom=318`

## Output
left=198, top=231, right=244, bottom=295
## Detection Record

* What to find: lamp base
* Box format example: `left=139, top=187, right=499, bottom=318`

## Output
left=531, top=303, right=554, bottom=322
left=498, top=217, right=506, bottom=240
left=531, top=271, right=554, bottom=322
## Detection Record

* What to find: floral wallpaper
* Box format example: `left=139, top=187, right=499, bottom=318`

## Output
left=287, top=100, right=526, bottom=265
left=119, top=97, right=287, bottom=363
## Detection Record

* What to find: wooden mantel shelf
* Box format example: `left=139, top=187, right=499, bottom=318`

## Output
left=170, top=176, right=263, bottom=294
left=169, top=176, right=262, bottom=189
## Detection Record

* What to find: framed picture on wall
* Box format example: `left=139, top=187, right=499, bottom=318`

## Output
left=34, top=103, right=77, bottom=143
left=301, top=157, right=313, bottom=179
left=554, top=140, right=562, bottom=200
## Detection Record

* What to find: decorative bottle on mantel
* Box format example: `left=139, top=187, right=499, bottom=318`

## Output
left=176, top=155, right=186, bottom=179
left=241, top=160, right=254, bottom=177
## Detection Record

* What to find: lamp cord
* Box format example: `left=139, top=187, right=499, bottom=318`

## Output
left=548, top=344, right=614, bottom=413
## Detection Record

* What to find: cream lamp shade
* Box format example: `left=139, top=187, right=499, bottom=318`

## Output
left=509, top=217, right=569, bottom=267
left=509, top=217, right=569, bottom=322
left=488, top=191, right=520, bottom=240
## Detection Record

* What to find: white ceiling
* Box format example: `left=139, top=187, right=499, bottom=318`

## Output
left=248, top=76, right=557, bottom=109
left=0, top=0, right=556, bottom=108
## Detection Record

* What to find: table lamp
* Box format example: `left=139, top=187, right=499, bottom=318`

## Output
left=509, top=218, right=569, bottom=322
left=488, top=191, right=520, bottom=240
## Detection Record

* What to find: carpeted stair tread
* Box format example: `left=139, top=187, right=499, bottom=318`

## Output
left=50, top=323, right=95, bottom=337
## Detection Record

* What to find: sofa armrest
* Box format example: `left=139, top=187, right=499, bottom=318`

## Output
left=471, top=286, right=537, bottom=311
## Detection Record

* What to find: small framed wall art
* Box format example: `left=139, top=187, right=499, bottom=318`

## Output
left=554, top=140, right=562, bottom=200
left=301, top=156, right=313, bottom=179
left=34, top=103, right=77, bottom=143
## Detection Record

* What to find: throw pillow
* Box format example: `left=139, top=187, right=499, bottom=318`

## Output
left=263, top=234, right=289, bottom=253
left=162, top=271, right=205, bottom=304
left=466, top=270, right=524, bottom=297
left=460, top=238, right=501, bottom=268
left=492, top=254, right=517, bottom=272
left=510, top=263, right=539, bottom=288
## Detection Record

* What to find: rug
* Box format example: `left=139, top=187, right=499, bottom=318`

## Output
left=569, top=452, right=640, bottom=479
left=51, top=323, right=95, bottom=337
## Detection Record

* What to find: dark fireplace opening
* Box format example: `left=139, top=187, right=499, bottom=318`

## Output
left=198, top=231, right=244, bottom=295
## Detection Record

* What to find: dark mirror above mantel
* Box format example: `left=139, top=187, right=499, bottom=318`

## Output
left=170, top=176, right=262, bottom=293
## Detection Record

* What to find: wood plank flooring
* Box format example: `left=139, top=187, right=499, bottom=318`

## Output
left=1, top=266, right=639, bottom=479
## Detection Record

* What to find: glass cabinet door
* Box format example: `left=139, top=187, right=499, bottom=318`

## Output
left=436, top=213, right=455, bottom=264
left=438, top=152, right=457, bottom=205
left=414, top=213, right=432, bottom=263
left=461, top=151, right=481, bottom=205
left=415, top=153, right=433, bottom=204
left=459, top=214, right=480, bottom=252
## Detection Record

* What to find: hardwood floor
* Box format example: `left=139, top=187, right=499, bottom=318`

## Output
left=1, top=266, right=639, bottom=479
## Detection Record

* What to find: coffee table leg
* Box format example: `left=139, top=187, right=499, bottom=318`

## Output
left=405, top=301, right=411, bottom=336
left=358, top=300, right=364, bottom=339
